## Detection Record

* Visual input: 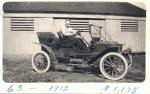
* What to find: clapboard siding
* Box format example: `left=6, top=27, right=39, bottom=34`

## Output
left=138, top=20, right=145, bottom=52
left=3, top=14, right=146, bottom=55
left=3, top=18, right=42, bottom=55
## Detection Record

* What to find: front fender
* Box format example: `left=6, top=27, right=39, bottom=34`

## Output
left=34, top=43, right=57, bottom=63
left=88, top=47, right=121, bottom=65
left=122, top=48, right=133, bottom=68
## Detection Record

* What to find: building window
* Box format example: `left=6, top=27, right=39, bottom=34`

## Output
left=10, top=17, right=34, bottom=31
left=70, top=19, right=90, bottom=32
left=121, top=20, right=138, bottom=32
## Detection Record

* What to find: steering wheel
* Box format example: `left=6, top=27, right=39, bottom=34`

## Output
left=76, top=30, right=82, bottom=35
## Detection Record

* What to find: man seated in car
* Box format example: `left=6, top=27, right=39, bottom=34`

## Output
left=60, top=19, right=89, bottom=50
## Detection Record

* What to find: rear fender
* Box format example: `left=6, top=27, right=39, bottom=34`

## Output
left=34, top=43, right=57, bottom=63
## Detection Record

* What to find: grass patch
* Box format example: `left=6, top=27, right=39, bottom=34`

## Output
left=3, top=54, right=145, bottom=83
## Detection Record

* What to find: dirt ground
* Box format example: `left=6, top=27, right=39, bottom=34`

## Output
left=3, top=54, right=145, bottom=83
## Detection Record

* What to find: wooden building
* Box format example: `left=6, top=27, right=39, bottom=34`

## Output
left=3, top=2, right=146, bottom=56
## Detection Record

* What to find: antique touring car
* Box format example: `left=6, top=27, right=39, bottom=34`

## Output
left=31, top=24, right=132, bottom=80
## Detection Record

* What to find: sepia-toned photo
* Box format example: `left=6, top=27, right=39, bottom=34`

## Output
left=3, top=2, right=146, bottom=82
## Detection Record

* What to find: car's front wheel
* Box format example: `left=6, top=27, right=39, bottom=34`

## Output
left=99, top=52, right=128, bottom=80
left=32, top=51, right=51, bottom=73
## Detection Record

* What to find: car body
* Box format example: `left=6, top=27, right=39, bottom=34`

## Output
left=32, top=24, right=132, bottom=80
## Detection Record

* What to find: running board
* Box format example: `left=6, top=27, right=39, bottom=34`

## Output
left=66, top=63, right=93, bottom=68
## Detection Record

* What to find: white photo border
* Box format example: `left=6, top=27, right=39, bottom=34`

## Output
left=0, top=0, right=149, bottom=94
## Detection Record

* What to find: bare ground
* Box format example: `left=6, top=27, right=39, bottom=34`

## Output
left=3, top=55, right=145, bottom=83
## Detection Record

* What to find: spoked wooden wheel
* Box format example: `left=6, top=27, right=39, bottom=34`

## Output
left=100, top=52, right=128, bottom=80
left=32, top=51, right=51, bottom=73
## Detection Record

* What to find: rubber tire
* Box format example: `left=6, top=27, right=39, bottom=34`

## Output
left=99, top=52, right=128, bottom=80
left=32, top=51, right=51, bottom=73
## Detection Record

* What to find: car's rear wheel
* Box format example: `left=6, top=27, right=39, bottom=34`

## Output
left=99, top=52, right=128, bottom=80
left=32, top=51, right=51, bottom=73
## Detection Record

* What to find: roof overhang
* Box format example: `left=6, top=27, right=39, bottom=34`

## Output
left=3, top=2, right=146, bottom=17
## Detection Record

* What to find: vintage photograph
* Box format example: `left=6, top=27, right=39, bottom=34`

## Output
left=3, top=2, right=146, bottom=82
